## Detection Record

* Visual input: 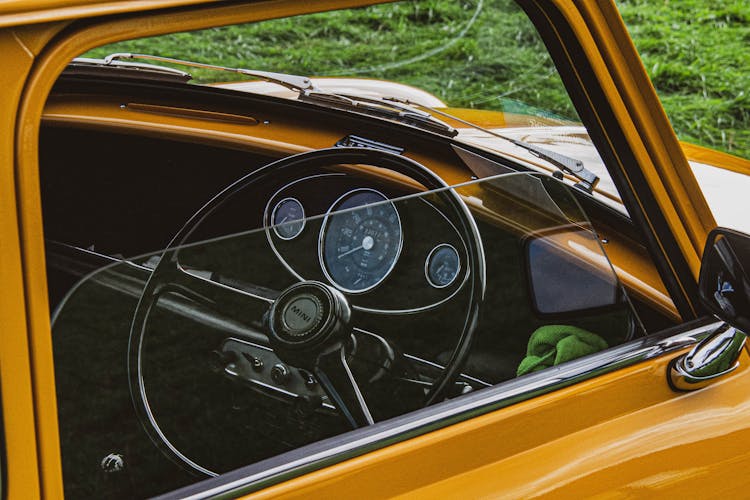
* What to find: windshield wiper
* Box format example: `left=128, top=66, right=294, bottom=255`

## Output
left=103, top=53, right=316, bottom=92
left=301, top=91, right=456, bottom=136
left=384, top=96, right=600, bottom=193
left=100, top=53, right=457, bottom=137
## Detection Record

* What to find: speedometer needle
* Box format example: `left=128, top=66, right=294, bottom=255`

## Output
left=337, top=235, right=375, bottom=259
left=337, top=244, right=364, bottom=259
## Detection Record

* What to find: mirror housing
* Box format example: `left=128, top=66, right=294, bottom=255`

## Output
left=668, top=227, right=750, bottom=393
left=698, top=227, right=750, bottom=333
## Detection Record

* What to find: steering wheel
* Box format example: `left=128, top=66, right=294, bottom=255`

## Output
left=128, top=147, right=485, bottom=475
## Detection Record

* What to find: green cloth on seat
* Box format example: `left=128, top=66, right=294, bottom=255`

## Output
left=517, top=325, right=608, bottom=376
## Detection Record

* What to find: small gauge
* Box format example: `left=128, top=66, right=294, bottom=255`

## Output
left=425, top=244, right=461, bottom=288
left=271, top=198, right=305, bottom=240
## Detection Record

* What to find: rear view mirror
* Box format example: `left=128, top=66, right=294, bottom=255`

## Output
left=698, top=227, right=750, bottom=333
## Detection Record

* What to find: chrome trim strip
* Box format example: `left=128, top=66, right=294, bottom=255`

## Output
left=157, top=317, right=721, bottom=500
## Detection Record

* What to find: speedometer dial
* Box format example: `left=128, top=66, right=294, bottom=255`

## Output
left=320, top=189, right=402, bottom=293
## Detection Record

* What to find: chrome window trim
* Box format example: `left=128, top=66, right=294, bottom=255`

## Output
left=157, top=317, right=722, bottom=500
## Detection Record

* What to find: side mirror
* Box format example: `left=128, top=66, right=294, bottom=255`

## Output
left=668, top=227, right=750, bottom=392
left=698, top=227, right=750, bottom=333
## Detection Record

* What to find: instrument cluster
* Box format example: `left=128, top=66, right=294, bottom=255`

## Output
left=264, top=172, right=467, bottom=313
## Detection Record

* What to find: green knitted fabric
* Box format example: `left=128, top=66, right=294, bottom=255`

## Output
left=517, top=325, right=608, bottom=376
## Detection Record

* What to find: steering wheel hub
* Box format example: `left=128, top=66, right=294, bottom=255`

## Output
left=281, top=294, right=324, bottom=336
left=269, top=281, right=352, bottom=359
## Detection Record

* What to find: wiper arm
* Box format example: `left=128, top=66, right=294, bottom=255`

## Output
left=385, top=96, right=599, bottom=193
left=102, top=53, right=457, bottom=136
left=103, top=53, right=317, bottom=93
left=509, top=140, right=599, bottom=193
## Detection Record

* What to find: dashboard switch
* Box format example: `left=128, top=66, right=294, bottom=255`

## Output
left=271, top=363, right=291, bottom=385
left=242, top=352, right=264, bottom=372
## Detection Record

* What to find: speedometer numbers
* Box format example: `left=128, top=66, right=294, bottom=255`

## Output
left=320, top=189, right=402, bottom=293
left=425, top=244, right=461, bottom=288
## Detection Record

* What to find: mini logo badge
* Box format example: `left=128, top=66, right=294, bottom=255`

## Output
left=290, top=303, right=312, bottom=322
left=282, top=295, right=322, bottom=335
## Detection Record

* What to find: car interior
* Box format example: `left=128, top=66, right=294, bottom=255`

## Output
left=37, top=2, right=686, bottom=498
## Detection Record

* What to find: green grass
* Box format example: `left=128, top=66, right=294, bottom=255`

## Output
left=618, top=0, right=749, bottom=159
left=85, top=0, right=749, bottom=159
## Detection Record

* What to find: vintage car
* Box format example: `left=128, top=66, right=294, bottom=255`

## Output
left=1, top=0, right=750, bottom=498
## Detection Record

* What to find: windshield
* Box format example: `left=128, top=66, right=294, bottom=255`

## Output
left=82, top=1, right=628, bottom=208
left=84, top=0, right=577, bottom=123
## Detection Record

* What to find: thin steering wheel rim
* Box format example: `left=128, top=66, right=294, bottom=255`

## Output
left=128, top=147, right=485, bottom=475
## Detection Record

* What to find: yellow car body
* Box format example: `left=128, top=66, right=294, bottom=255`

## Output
left=1, top=1, right=749, bottom=498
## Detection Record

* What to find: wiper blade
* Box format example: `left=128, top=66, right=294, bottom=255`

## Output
left=67, top=57, right=193, bottom=83
left=385, top=97, right=600, bottom=193
left=103, top=53, right=317, bottom=93
left=301, top=92, right=457, bottom=137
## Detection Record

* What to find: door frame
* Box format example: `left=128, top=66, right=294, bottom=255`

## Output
left=6, top=0, right=720, bottom=497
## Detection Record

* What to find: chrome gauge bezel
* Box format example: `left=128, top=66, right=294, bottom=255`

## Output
left=318, top=188, right=403, bottom=295
left=270, top=197, right=306, bottom=241
left=425, top=243, right=461, bottom=289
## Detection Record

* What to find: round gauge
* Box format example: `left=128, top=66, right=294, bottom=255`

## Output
left=320, top=189, right=402, bottom=293
left=271, top=198, right=305, bottom=240
left=425, top=244, right=461, bottom=288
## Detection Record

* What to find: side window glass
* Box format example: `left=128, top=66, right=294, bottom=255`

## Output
left=49, top=168, right=640, bottom=496
left=44, top=1, right=649, bottom=497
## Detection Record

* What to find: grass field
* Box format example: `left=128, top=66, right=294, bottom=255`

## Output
left=86, top=0, right=749, bottom=159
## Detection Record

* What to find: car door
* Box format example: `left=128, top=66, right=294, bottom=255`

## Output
left=2, top=0, right=749, bottom=499
left=235, top=2, right=748, bottom=496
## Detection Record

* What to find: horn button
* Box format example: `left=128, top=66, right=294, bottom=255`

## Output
left=281, top=294, right=324, bottom=337
left=268, top=281, right=352, bottom=366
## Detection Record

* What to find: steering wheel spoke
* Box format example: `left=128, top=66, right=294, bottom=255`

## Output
left=155, top=265, right=275, bottom=330
left=314, top=343, right=374, bottom=428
